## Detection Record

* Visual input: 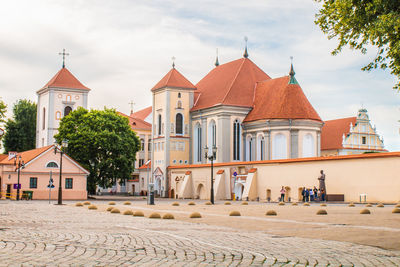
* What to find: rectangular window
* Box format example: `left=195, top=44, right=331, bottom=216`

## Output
left=30, top=177, right=37, bottom=189
left=362, top=136, right=366, bottom=145
left=65, top=178, right=73, bottom=189
left=139, top=159, right=144, bottom=167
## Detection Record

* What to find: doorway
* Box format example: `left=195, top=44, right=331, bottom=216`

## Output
left=132, top=184, right=135, bottom=195
left=6, top=184, right=11, bottom=199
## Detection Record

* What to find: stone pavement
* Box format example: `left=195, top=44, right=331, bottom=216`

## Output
left=0, top=201, right=399, bottom=266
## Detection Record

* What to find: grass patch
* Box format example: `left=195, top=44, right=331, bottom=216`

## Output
left=224, top=201, right=231, bottom=205
left=83, top=201, right=91, bottom=205
left=172, top=202, right=179, bottom=206
left=88, top=205, right=97, bottom=210
left=316, top=209, right=327, bottom=215
left=188, top=201, right=196, bottom=206
left=229, top=211, right=241, bottom=216
left=123, top=210, right=134, bottom=215
left=360, top=209, right=371, bottom=214
left=266, top=210, right=277, bottom=216
left=189, top=212, right=202, bottom=218
left=392, top=208, right=400, bottom=214
left=106, top=207, right=113, bottom=212
left=108, top=202, right=116, bottom=205
left=278, top=202, right=285, bottom=206
left=75, top=202, right=83, bottom=207
left=110, top=208, right=120, bottom=214
left=133, top=211, right=144, bottom=217
left=149, top=212, right=161, bottom=219
left=123, top=201, right=131, bottom=205
left=162, top=213, right=175, bottom=219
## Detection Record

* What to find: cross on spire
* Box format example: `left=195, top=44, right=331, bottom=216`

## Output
left=59, top=49, right=69, bottom=68
left=172, top=56, right=176, bottom=68
left=243, top=36, right=249, bottom=58
left=129, top=101, right=135, bottom=115
left=215, top=48, right=220, bottom=67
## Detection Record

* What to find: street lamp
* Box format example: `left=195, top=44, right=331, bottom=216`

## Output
left=13, top=155, right=25, bottom=201
left=54, top=139, right=68, bottom=205
left=204, top=145, right=217, bottom=204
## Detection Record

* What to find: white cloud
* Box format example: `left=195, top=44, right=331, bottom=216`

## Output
left=0, top=0, right=398, bottom=151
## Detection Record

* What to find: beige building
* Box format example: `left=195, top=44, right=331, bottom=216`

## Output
left=321, top=109, right=386, bottom=156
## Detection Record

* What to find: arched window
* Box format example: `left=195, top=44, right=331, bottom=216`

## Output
left=64, top=106, right=72, bottom=117
left=55, top=111, right=61, bottom=120
left=194, top=123, right=202, bottom=163
left=246, top=136, right=252, bottom=161
left=42, top=107, right=46, bottom=130
left=272, top=133, right=287, bottom=159
left=66, top=95, right=71, bottom=102
left=208, top=120, right=216, bottom=148
left=140, top=139, right=145, bottom=151
left=148, top=138, right=152, bottom=151
left=158, top=114, right=162, bottom=135
left=178, top=92, right=181, bottom=98
left=233, top=120, right=240, bottom=160
left=46, top=161, right=59, bottom=168
left=257, top=135, right=265, bottom=161
left=176, top=113, right=183, bottom=134
left=302, top=133, right=315, bottom=157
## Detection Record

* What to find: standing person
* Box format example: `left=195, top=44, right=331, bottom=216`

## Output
left=305, top=188, right=310, bottom=202
left=302, top=187, right=306, bottom=202
left=313, top=187, right=318, bottom=201
left=318, top=170, right=326, bottom=195
left=321, top=188, right=326, bottom=202
left=280, top=186, right=286, bottom=202
left=309, top=188, right=314, bottom=201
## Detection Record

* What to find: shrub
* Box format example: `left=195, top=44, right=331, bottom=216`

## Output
left=189, top=212, right=202, bottom=218
left=172, top=202, right=179, bottom=206
left=106, top=207, right=113, bottom=212
left=365, top=203, right=372, bottom=207
left=395, top=204, right=400, bottom=208
left=162, top=213, right=175, bottom=219
left=278, top=202, right=285, bottom=206
left=316, top=209, right=328, bottom=215
left=75, top=202, right=83, bottom=207
left=123, top=210, right=134, bottom=215
left=229, top=211, right=241, bottom=216
left=303, top=203, right=310, bottom=206
left=266, top=210, right=277, bottom=216
left=224, top=201, right=231, bottom=205
left=241, top=201, right=248, bottom=205
left=88, top=205, right=97, bottom=210
left=149, top=212, right=161, bottom=219
left=123, top=201, right=131, bottom=205
left=204, top=201, right=212, bottom=205
left=377, top=203, right=384, bottom=208
left=108, top=202, right=116, bottom=205
left=83, top=201, right=91, bottom=205
left=360, top=209, right=371, bottom=214
left=392, top=208, right=400, bottom=214
left=133, top=211, right=144, bottom=217
left=348, top=203, right=355, bottom=207
left=110, top=208, right=120, bottom=214
left=320, top=203, right=327, bottom=207
left=291, top=202, right=298, bottom=206
left=188, top=201, right=196, bottom=206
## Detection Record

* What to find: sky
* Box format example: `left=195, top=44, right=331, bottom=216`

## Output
left=0, top=0, right=399, bottom=151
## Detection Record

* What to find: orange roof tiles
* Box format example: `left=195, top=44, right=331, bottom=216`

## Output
left=191, top=58, right=270, bottom=111
left=0, top=146, right=52, bottom=165
left=0, top=154, right=8, bottom=162
left=131, top=106, right=152, bottom=121
left=321, top=117, right=356, bottom=150
left=244, top=76, right=322, bottom=122
left=118, top=112, right=151, bottom=131
left=138, top=161, right=151, bottom=170
left=151, top=68, right=196, bottom=91
left=41, top=67, right=90, bottom=91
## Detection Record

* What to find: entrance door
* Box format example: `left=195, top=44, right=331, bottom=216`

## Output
left=6, top=184, right=11, bottom=199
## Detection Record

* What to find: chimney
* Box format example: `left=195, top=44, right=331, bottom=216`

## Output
left=8, top=151, right=17, bottom=160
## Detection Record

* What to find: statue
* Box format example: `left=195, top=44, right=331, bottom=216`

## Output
left=318, top=170, right=326, bottom=201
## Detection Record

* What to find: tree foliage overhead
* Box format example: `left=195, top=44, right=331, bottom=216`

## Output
left=315, top=0, right=400, bottom=89
left=3, top=99, right=36, bottom=153
left=54, top=107, right=140, bottom=194
left=0, top=98, right=6, bottom=125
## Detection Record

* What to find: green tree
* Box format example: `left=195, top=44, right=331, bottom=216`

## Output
left=314, top=0, right=400, bottom=89
left=3, top=99, right=36, bottom=153
left=54, top=107, right=140, bottom=194
left=0, top=98, right=7, bottom=149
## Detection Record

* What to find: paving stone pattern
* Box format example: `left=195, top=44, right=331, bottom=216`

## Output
left=0, top=202, right=399, bottom=266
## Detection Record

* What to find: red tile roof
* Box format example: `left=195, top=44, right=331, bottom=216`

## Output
left=321, top=117, right=356, bottom=150
left=41, top=67, right=90, bottom=91
left=244, top=76, right=322, bottom=122
left=0, top=146, right=53, bottom=165
left=0, top=154, right=8, bottom=162
left=118, top=112, right=152, bottom=131
left=191, top=58, right=270, bottom=111
left=138, top=161, right=151, bottom=170
left=131, top=106, right=152, bottom=121
left=151, top=68, right=196, bottom=91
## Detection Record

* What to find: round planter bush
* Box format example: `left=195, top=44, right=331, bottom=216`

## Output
left=88, top=205, right=97, bottom=210
left=278, top=202, right=285, bottom=206
left=266, top=210, right=277, bottom=216
left=316, top=209, right=327, bottom=215
left=162, top=213, right=175, bottom=219
left=204, top=201, right=212, bottom=205
left=241, top=201, right=248, bottom=205
left=377, top=203, right=384, bottom=208
left=392, top=208, right=400, bottom=214
left=133, top=211, right=144, bottom=217
left=291, top=202, right=298, bottom=206
left=229, top=211, right=241, bottom=216
left=123, top=201, right=131, bottom=205
left=360, top=209, right=371, bottom=214
left=108, top=202, right=116, bottom=205
left=189, top=212, right=202, bottom=218
left=224, top=202, right=231, bottom=205
left=75, top=202, right=83, bottom=207
left=188, top=201, right=196, bottom=206
left=303, top=203, right=310, bottom=206
left=348, top=203, right=355, bottom=207
left=106, top=207, right=113, bottom=212
left=123, top=210, right=133, bottom=215
left=149, top=212, right=161, bottom=219
left=320, top=203, right=327, bottom=207
left=83, top=201, right=91, bottom=205
left=365, top=203, right=372, bottom=207
left=110, top=208, right=120, bottom=214
left=172, top=202, right=179, bottom=206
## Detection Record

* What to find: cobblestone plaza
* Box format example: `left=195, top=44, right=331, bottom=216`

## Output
left=1, top=201, right=400, bottom=266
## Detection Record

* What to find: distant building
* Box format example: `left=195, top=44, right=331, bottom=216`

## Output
left=321, top=109, right=386, bottom=156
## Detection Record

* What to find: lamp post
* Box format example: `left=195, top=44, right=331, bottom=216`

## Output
left=14, top=155, right=25, bottom=201
left=204, top=145, right=217, bottom=204
left=54, top=140, right=68, bottom=205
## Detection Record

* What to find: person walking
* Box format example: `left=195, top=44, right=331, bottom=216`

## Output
left=280, top=186, right=286, bottom=202
left=305, top=188, right=310, bottom=202
left=309, top=188, right=314, bottom=201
